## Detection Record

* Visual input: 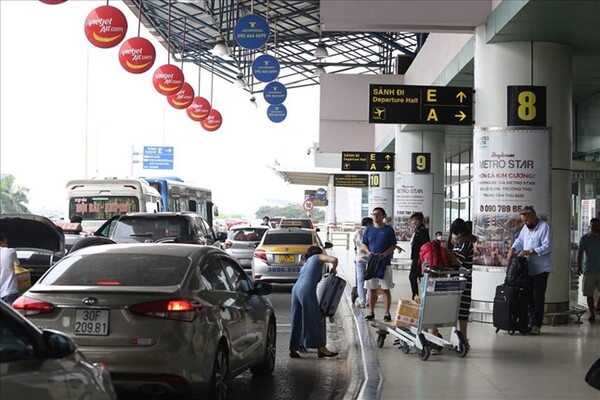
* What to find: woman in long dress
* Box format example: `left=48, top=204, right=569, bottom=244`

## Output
left=289, top=246, right=339, bottom=358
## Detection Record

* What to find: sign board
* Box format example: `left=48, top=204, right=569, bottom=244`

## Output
left=143, top=146, right=174, bottom=170
left=507, top=86, right=546, bottom=126
left=233, top=14, right=269, bottom=49
left=369, top=174, right=380, bottom=187
left=368, top=84, right=473, bottom=125
left=334, top=174, right=369, bottom=187
left=411, top=152, right=431, bottom=173
left=302, top=199, right=314, bottom=211
left=304, top=189, right=328, bottom=206
left=341, top=151, right=394, bottom=172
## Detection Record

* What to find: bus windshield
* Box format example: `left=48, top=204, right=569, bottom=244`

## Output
left=69, top=196, right=140, bottom=220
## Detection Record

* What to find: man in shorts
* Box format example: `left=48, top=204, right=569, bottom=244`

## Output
left=577, top=217, right=600, bottom=322
left=363, top=207, right=398, bottom=322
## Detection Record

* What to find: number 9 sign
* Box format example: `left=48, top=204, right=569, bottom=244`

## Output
left=411, top=153, right=431, bottom=173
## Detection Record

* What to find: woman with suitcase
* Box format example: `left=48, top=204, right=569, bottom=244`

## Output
left=289, top=246, right=340, bottom=359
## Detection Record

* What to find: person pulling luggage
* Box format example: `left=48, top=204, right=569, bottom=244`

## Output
left=289, top=246, right=339, bottom=359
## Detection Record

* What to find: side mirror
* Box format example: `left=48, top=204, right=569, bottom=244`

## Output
left=315, top=228, right=321, bottom=232
left=43, top=330, right=76, bottom=359
left=254, top=281, right=272, bottom=296
left=324, top=242, right=334, bottom=249
left=216, top=232, right=227, bottom=241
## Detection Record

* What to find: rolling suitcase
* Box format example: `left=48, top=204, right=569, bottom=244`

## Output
left=318, top=274, right=347, bottom=317
left=493, top=284, right=529, bottom=334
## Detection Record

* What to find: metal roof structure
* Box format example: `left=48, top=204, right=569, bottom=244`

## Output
left=123, top=0, right=426, bottom=95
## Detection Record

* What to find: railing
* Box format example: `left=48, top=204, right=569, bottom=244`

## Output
left=330, top=232, right=351, bottom=250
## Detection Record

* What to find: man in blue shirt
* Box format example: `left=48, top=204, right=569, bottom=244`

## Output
left=507, top=206, right=552, bottom=335
left=362, top=207, right=398, bottom=322
left=577, top=217, right=600, bottom=322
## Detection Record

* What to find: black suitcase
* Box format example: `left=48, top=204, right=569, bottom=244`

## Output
left=319, top=275, right=346, bottom=317
left=493, top=284, right=529, bottom=334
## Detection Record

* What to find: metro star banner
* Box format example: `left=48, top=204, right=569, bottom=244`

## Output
left=473, top=127, right=550, bottom=267
left=394, top=173, right=433, bottom=242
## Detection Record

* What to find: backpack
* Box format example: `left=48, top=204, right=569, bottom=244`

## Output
left=419, top=241, right=450, bottom=273
left=505, top=256, right=530, bottom=287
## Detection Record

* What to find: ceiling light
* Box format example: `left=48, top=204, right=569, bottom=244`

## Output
left=314, top=42, right=329, bottom=59
left=234, top=74, right=245, bottom=89
left=212, top=36, right=229, bottom=56
left=314, top=64, right=326, bottom=77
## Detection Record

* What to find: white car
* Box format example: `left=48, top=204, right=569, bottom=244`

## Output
left=0, top=300, right=116, bottom=400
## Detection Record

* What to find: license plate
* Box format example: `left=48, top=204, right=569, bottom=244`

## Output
left=279, top=254, right=295, bottom=263
left=74, top=309, right=109, bottom=336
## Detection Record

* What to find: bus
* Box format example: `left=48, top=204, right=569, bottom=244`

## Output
left=66, top=178, right=162, bottom=231
left=142, top=177, right=217, bottom=226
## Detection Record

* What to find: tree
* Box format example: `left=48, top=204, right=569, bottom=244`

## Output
left=255, top=204, right=325, bottom=222
left=0, top=174, right=30, bottom=214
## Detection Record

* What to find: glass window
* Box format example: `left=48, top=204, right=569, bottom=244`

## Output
left=219, top=258, right=253, bottom=292
left=263, top=232, right=313, bottom=245
left=40, top=254, right=190, bottom=286
left=0, top=317, right=35, bottom=363
left=69, top=196, right=139, bottom=220
left=201, top=259, right=231, bottom=291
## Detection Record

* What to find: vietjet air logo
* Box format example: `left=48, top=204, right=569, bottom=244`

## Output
left=119, top=37, right=156, bottom=74
left=167, top=83, right=195, bottom=109
left=201, top=109, right=223, bottom=132
left=186, top=97, right=211, bottom=121
left=84, top=6, right=128, bottom=49
left=152, top=64, right=184, bottom=95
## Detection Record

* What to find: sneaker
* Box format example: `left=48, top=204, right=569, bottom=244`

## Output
left=365, top=312, right=375, bottom=321
left=530, top=325, right=541, bottom=335
left=383, top=312, right=392, bottom=322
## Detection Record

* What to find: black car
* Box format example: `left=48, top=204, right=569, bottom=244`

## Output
left=95, top=212, right=227, bottom=247
left=0, top=214, right=65, bottom=284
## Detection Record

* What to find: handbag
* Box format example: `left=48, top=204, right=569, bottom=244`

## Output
left=586, top=357, right=600, bottom=390
left=364, top=254, right=379, bottom=280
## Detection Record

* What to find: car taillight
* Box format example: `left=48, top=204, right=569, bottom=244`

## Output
left=129, top=299, right=198, bottom=322
left=224, top=240, right=233, bottom=249
left=12, top=296, right=55, bottom=316
left=253, top=249, right=267, bottom=261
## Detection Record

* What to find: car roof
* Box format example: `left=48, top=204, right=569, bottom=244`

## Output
left=62, top=243, right=223, bottom=258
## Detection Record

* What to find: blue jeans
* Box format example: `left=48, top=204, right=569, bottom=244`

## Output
left=1, top=292, right=20, bottom=304
left=355, top=261, right=368, bottom=306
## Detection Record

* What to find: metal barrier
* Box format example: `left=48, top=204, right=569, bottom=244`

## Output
left=330, top=232, right=351, bottom=250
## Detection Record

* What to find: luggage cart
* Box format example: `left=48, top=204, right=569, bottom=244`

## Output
left=372, top=269, right=469, bottom=361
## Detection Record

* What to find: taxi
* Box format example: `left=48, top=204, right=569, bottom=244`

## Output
left=251, top=224, right=333, bottom=283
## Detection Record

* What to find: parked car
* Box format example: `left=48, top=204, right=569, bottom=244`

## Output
left=252, top=227, right=333, bottom=283
left=0, top=300, right=117, bottom=400
left=0, top=214, right=65, bottom=284
left=94, top=212, right=227, bottom=247
left=224, top=225, right=269, bottom=272
left=13, top=244, right=276, bottom=399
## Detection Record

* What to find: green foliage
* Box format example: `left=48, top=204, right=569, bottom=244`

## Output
left=0, top=174, right=30, bottom=214
left=255, top=204, right=325, bottom=222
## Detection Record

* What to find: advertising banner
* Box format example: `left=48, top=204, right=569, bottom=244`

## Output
left=472, top=127, right=550, bottom=267
left=393, top=173, right=433, bottom=241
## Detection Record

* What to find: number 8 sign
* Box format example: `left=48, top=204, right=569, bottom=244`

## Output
left=507, top=86, right=546, bottom=127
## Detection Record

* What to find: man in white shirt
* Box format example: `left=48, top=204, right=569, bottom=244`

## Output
left=0, top=234, right=20, bottom=304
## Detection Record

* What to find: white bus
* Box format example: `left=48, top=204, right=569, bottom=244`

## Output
left=66, top=178, right=162, bottom=231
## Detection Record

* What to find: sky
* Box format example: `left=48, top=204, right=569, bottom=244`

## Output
left=0, top=0, right=321, bottom=218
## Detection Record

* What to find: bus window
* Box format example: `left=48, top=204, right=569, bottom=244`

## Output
left=189, top=200, right=197, bottom=212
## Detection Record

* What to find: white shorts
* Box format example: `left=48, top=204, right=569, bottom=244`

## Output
left=364, top=264, right=395, bottom=290
left=582, top=272, right=600, bottom=297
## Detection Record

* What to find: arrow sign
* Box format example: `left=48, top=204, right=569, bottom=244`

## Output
left=341, top=151, right=395, bottom=172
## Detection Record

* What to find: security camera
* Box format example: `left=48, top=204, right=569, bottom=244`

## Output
left=249, top=96, right=256, bottom=103
left=307, top=148, right=311, bottom=155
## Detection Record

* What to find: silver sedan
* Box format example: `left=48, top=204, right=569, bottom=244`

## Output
left=224, top=225, right=269, bottom=271
left=13, top=244, right=276, bottom=400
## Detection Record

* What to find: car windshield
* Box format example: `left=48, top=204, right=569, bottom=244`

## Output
left=112, top=217, right=190, bottom=241
left=39, top=254, right=191, bottom=286
left=228, top=228, right=267, bottom=241
left=263, top=232, right=313, bottom=245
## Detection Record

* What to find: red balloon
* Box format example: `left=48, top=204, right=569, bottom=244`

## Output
left=186, top=97, right=211, bottom=121
left=152, top=64, right=184, bottom=96
left=201, top=109, right=223, bottom=132
left=39, top=0, right=67, bottom=4
left=84, top=6, right=128, bottom=49
left=119, top=37, right=156, bottom=74
left=167, top=83, right=195, bottom=109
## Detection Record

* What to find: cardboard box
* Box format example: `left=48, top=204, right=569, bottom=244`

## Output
left=15, top=265, right=31, bottom=294
left=395, top=299, right=420, bottom=327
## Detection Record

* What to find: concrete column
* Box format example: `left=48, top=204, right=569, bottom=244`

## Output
left=472, top=25, right=572, bottom=321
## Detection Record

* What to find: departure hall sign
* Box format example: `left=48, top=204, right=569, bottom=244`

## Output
left=342, top=152, right=394, bottom=172
left=369, top=84, right=473, bottom=125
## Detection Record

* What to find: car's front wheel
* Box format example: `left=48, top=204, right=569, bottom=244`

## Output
left=251, top=318, right=276, bottom=376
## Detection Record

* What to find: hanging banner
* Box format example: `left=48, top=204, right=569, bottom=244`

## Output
left=233, top=14, right=270, bottom=49
left=201, top=109, right=223, bottom=131
left=393, top=173, right=433, bottom=242
left=369, top=187, right=393, bottom=221
left=472, top=127, right=550, bottom=267
left=263, top=81, right=287, bottom=105
left=252, top=54, right=280, bottom=82
left=118, top=37, right=156, bottom=74
left=267, top=104, right=287, bottom=123
left=84, top=5, right=128, bottom=49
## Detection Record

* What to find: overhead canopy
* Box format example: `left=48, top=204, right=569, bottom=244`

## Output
left=271, top=165, right=338, bottom=186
